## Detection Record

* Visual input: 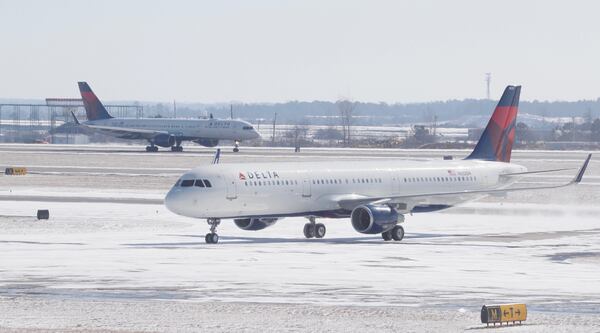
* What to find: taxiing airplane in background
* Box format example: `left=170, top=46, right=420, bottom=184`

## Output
left=72, top=82, right=261, bottom=152
left=165, top=86, right=592, bottom=244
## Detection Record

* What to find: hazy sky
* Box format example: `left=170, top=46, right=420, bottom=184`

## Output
left=1, top=0, right=600, bottom=103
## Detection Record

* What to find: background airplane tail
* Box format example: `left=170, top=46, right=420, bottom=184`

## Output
left=466, top=85, right=521, bottom=163
left=78, top=82, right=113, bottom=121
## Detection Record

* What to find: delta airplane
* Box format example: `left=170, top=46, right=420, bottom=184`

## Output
left=71, top=82, right=261, bottom=152
left=165, top=86, right=592, bottom=244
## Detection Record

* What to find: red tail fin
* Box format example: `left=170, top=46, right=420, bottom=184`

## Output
left=78, top=82, right=113, bottom=121
left=466, top=85, right=521, bottom=162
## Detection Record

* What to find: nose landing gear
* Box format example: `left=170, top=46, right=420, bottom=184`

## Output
left=205, top=218, right=221, bottom=244
left=233, top=140, right=240, bottom=153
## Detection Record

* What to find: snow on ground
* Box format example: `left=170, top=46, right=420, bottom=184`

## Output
left=1, top=145, right=599, bottom=331
left=1, top=197, right=600, bottom=331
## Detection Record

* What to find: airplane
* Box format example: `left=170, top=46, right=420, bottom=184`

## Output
left=164, top=85, right=592, bottom=244
left=71, top=82, right=261, bottom=152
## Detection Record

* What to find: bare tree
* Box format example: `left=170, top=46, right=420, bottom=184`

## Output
left=337, top=99, right=355, bottom=146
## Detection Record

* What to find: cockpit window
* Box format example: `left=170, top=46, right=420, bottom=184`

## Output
left=243, top=126, right=254, bottom=130
left=181, top=179, right=194, bottom=187
left=194, top=179, right=205, bottom=187
left=203, top=180, right=212, bottom=188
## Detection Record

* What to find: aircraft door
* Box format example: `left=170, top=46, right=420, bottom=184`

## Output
left=392, top=175, right=401, bottom=194
left=302, top=178, right=311, bottom=198
left=226, top=174, right=237, bottom=200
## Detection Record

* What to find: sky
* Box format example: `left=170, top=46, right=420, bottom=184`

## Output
left=1, top=0, right=600, bottom=103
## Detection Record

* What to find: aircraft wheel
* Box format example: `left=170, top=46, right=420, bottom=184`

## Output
left=391, top=225, right=404, bottom=241
left=145, top=146, right=152, bottom=152
left=303, top=223, right=315, bottom=238
left=381, top=230, right=393, bottom=241
left=315, top=223, right=326, bottom=238
left=233, top=147, right=240, bottom=153
left=205, top=233, right=219, bottom=244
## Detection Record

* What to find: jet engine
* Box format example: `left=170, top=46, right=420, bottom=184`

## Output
left=153, top=134, right=176, bottom=147
left=350, top=204, right=399, bottom=234
left=194, top=138, right=219, bottom=147
left=234, top=217, right=278, bottom=231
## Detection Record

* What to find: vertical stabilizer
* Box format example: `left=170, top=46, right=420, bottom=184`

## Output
left=78, top=82, right=113, bottom=121
left=466, top=85, right=521, bottom=162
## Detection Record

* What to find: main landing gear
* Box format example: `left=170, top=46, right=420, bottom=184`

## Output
left=233, top=140, right=240, bottom=153
left=381, top=225, right=404, bottom=242
left=205, top=218, right=221, bottom=244
left=303, top=216, right=326, bottom=239
left=145, top=143, right=159, bottom=152
left=171, top=138, right=184, bottom=152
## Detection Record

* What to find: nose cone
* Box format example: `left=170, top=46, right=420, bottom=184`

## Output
left=165, top=188, right=188, bottom=216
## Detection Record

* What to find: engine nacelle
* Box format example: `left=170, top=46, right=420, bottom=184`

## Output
left=351, top=204, right=399, bottom=234
left=154, top=134, right=176, bottom=147
left=234, top=217, right=278, bottom=231
left=194, top=138, right=219, bottom=147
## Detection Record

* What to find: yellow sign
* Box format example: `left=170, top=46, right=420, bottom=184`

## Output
left=481, top=304, right=527, bottom=324
left=5, top=167, right=28, bottom=175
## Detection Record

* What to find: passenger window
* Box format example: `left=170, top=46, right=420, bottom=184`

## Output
left=194, top=179, right=205, bottom=187
left=181, top=179, right=194, bottom=187
left=203, top=180, right=212, bottom=187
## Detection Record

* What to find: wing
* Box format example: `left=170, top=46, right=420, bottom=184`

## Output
left=80, top=123, right=169, bottom=140
left=335, top=154, right=592, bottom=211
left=499, top=167, right=575, bottom=177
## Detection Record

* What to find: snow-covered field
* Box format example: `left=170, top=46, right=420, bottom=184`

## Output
left=0, top=144, right=599, bottom=332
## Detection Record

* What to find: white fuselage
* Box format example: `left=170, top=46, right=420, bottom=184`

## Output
left=86, top=117, right=260, bottom=141
left=164, top=159, right=527, bottom=219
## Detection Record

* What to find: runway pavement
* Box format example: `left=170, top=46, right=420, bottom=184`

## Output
left=1, top=143, right=599, bottom=332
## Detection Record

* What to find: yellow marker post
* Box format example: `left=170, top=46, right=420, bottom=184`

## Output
left=481, top=304, right=527, bottom=326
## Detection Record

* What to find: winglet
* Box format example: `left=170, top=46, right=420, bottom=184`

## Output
left=573, top=154, right=592, bottom=184
left=212, top=148, right=221, bottom=164
left=70, top=111, right=80, bottom=125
